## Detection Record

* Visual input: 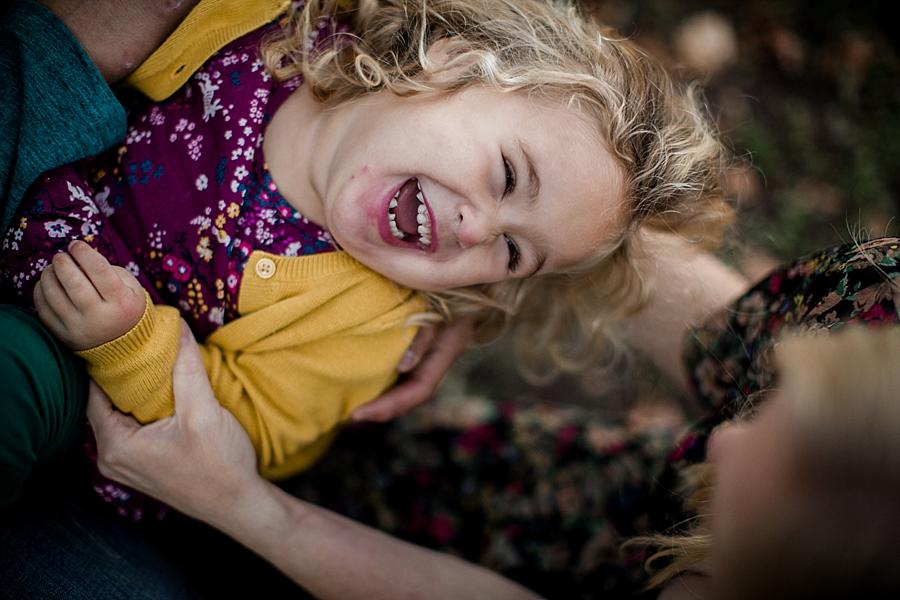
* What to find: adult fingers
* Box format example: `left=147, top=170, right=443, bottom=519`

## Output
left=396, top=325, right=437, bottom=373
left=171, top=319, right=217, bottom=417
left=353, top=319, right=474, bottom=422
left=85, top=381, right=141, bottom=452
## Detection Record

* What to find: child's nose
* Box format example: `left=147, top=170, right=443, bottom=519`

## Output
left=456, top=205, right=493, bottom=249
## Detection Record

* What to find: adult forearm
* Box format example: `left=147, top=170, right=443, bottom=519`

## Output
left=618, top=232, right=749, bottom=390
left=211, top=481, right=543, bottom=600
left=87, top=326, right=537, bottom=599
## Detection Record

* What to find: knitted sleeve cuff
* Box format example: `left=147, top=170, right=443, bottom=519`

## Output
left=76, top=295, right=181, bottom=422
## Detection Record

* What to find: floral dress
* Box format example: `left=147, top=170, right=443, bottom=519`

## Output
left=280, top=238, right=900, bottom=599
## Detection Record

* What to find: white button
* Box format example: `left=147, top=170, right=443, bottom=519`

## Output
left=255, top=258, right=276, bottom=279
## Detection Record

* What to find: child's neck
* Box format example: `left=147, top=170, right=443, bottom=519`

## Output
left=263, top=86, right=328, bottom=226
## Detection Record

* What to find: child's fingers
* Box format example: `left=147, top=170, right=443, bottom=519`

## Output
left=67, top=240, right=123, bottom=301
left=111, top=265, right=144, bottom=294
left=33, top=279, right=68, bottom=336
left=51, top=250, right=102, bottom=309
left=37, top=264, right=79, bottom=324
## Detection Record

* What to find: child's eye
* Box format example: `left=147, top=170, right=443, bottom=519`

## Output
left=503, top=156, right=516, bottom=196
left=504, top=234, right=520, bottom=273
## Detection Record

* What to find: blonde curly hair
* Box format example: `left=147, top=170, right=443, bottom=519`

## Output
left=262, top=0, right=732, bottom=380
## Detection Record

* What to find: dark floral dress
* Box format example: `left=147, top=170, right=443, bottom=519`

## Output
left=283, top=238, right=900, bottom=599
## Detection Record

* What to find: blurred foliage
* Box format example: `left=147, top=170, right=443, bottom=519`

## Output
left=585, top=0, right=900, bottom=267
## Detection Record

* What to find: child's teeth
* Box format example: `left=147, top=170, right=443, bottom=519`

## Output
left=388, top=212, right=403, bottom=239
left=386, top=178, right=433, bottom=248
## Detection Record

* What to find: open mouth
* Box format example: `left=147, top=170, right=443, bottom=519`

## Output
left=387, top=178, right=432, bottom=249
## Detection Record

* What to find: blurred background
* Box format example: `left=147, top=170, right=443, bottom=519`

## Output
left=425, top=0, right=900, bottom=429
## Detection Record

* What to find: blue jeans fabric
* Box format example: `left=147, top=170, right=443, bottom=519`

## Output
left=0, top=459, right=307, bottom=599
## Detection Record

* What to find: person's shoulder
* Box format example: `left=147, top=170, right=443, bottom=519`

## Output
left=125, top=0, right=290, bottom=101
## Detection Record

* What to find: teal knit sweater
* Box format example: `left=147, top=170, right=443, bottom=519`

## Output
left=0, top=0, right=126, bottom=232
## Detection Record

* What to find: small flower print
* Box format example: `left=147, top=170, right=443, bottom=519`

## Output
left=162, top=255, right=192, bottom=282
left=45, top=219, right=72, bottom=238
left=80, top=221, right=98, bottom=237
left=197, top=236, right=213, bottom=262
left=196, top=175, right=209, bottom=191
left=208, top=306, right=225, bottom=326
left=95, top=186, right=115, bottom=217
left=149, top=106, right=165, bottom=126
left=188, top=136, right=204, bottom=161
left=66, top=180, right=90, bottom=203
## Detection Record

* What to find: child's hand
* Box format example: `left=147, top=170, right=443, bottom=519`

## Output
left=34, top=240, right=147, bottom=351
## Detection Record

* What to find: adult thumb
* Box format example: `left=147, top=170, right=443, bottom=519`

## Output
left=172, top=319, right=216, bottom=414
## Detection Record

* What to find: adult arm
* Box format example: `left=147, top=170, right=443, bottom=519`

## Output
left=87, top=321, right=542, bottom=600
left=615, top=232, right=749, bottom=391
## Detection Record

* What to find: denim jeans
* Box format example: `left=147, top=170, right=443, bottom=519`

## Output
left=0, top=458, right=307, bottom=599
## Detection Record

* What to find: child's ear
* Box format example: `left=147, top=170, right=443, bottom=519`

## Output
left=422, top=36, right=469, bottom=83
left=424, top=37, right=456, bottom=67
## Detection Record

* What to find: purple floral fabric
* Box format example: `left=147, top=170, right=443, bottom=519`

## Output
left=0, top=22, right=335, bottom=339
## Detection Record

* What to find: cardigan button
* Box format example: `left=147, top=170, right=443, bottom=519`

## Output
left=255, top=258, right=276, bottom=279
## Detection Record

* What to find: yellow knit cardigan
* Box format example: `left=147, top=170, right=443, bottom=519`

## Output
left=80, top=1, right=424, bottom=479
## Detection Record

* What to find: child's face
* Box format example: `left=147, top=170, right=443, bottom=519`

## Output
left=317, top=86, right=625, bottom=291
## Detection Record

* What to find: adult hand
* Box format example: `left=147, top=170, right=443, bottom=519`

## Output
left=39, top=0, right=200, bottom=82
left=88, top=320, right=541, bottom=600
left=352, top=317, right=475, bottom=422
left=86, top=319, right=262, bottom=524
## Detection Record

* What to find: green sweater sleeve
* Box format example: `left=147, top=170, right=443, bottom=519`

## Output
left=0, top=0, right=126, bottom=232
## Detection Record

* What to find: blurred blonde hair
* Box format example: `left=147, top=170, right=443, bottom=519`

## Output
left=635, top=325, right=900, bottom=597
left=262, top=0, right=732, bottom=380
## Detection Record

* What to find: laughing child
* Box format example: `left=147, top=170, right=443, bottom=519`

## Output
left=1, top=0, right=730, bottom=485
